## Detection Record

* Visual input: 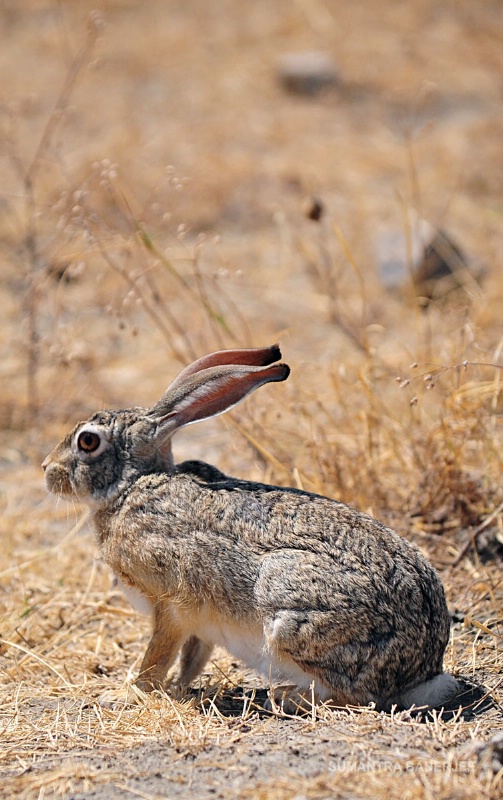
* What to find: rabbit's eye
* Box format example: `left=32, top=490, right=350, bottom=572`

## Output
left=77, top=431, right=102, bottom=453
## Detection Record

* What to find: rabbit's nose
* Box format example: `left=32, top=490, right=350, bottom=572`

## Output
left=41, top=456, right=51, bottom=472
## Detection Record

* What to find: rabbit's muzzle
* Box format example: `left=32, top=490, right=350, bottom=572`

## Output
left=42, top=458, right=73, bottom=496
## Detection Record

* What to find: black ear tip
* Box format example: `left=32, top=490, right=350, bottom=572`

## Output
left=276, top=363, right=291, bottom=382
left=282, top=363, right=291, bottom=380
left=263, top=343, right=282, bottom=365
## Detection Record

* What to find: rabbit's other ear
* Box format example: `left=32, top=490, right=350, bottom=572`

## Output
left=167, top=344, right=282, bottom=394
left=148, top=360, right=290, bottom=443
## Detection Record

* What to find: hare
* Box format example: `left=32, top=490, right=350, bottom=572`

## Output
left=43, top=344, right=458, bottom=711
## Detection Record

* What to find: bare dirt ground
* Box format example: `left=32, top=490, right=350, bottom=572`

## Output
left=1, top=1, right=502, bottom=798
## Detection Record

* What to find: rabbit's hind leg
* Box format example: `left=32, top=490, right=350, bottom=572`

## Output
left=264, top=609, right=348, bottom=705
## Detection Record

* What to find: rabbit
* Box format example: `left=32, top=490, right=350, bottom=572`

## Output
left=42, top=344, right=459, bottom=712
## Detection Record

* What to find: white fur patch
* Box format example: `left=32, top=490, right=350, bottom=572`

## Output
left=397, top=673, right=460, bottom=709
left=186, top=609, right=328, bottom=695
left=114, top=575, right=153, bottom=616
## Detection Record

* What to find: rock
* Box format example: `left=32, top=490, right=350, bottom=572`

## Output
left=277, top=51, right=340, bottom=96
left=376, top=218, right=436, bottom=290
left=376, top=218, right=484, bottom=302
left=413, top=229, right=480, bottom=303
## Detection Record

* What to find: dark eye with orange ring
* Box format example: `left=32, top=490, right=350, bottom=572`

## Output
left=77, top=431, right=102, bottom=453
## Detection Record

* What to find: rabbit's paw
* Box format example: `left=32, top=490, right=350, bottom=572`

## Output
left=97, top=683, right=150, bottom=708
left=265, top=685, right=315, bottom=716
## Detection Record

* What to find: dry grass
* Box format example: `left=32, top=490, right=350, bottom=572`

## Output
left=1, top=0, right=502, bottom=797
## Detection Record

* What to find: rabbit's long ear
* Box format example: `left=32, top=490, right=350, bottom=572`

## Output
left=167, top=344, right=282, bottom=394
left=148, top=360, right=290, bottom=443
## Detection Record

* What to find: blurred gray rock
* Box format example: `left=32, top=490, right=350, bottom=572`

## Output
left=377, top=219, right=484, bottom=303
left=377, top=220, right=435, bottom=290
left=277, top=51, right=340, bottom=96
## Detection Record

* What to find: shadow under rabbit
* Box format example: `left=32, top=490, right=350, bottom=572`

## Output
left=176, top=677, right=497, bottom=723
left=410, top=678, right=499, bottom=724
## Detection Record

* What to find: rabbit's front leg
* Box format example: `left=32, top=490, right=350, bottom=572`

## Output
left=135, top=601, right=184, bottom=691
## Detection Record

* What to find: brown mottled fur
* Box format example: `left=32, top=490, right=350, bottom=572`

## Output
left=43, top=346, right=459, bottom=710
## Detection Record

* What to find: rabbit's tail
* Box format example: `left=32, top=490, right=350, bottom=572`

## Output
left=395, top=673, right=460, bottom=711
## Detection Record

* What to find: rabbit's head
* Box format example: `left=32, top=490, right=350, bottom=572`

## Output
left=43, top=345, right=289, bottom=506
